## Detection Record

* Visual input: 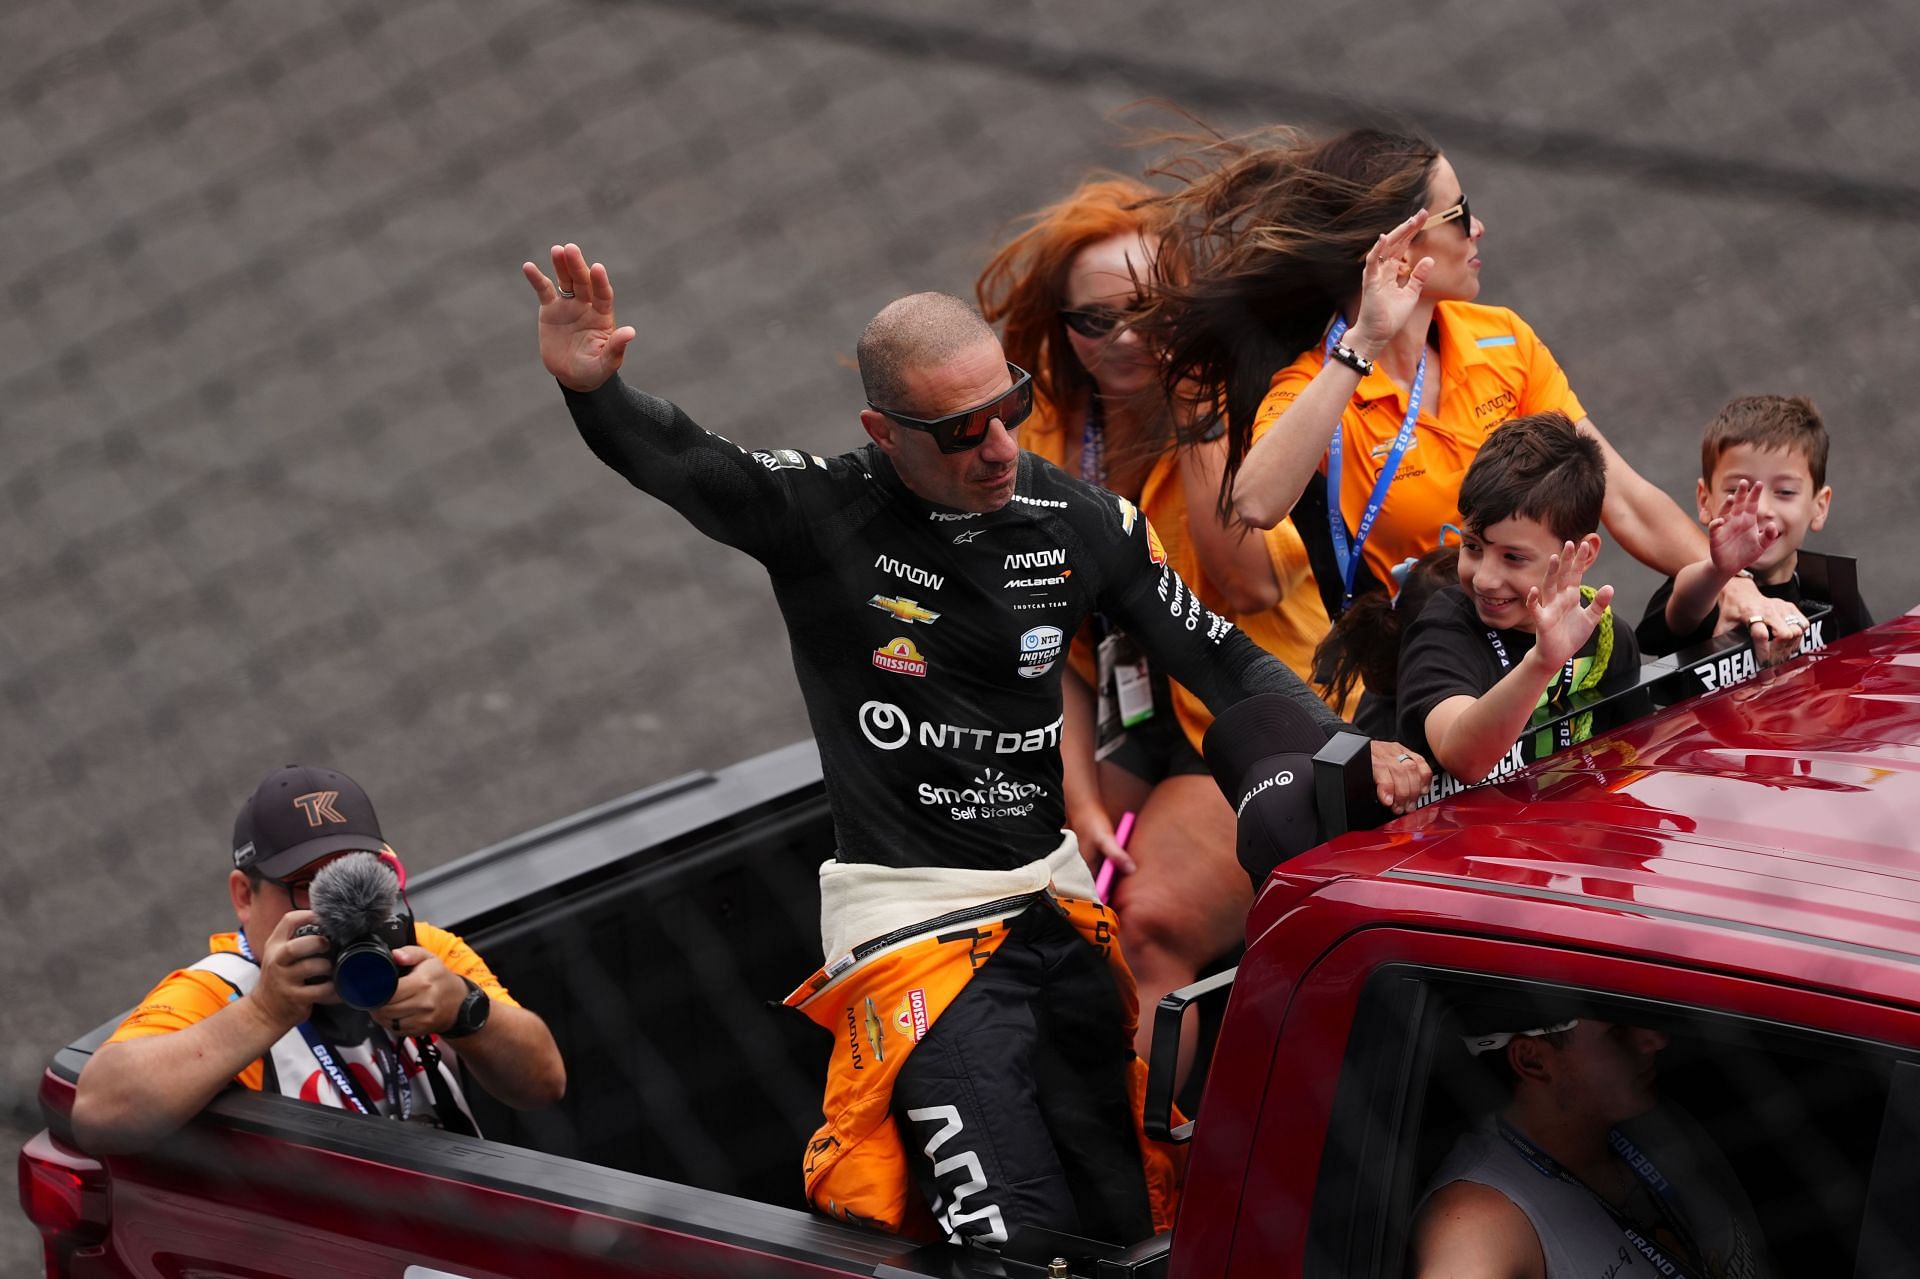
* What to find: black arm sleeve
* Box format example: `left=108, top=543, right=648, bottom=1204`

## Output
left=561, top=375, right=813, bottom=567
left=1093, top=516, right=1348, bottom=739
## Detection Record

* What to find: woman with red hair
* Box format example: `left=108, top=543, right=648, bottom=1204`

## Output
left=977, top=177, right=1345, bottom=1058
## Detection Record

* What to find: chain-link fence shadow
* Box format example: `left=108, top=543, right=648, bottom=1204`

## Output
left=6, top=0, right=1920, bottom=1269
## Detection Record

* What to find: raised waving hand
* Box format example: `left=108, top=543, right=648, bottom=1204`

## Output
left=1528, top=542, right=1614, bottom=673
left=522, top=243, right=637, bottom=394
left=1345, top=210, right=1437, bottom=355
left=1707, top=479, right=1779, bottom=577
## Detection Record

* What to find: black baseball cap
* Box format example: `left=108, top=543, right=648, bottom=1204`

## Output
left=232, top=765, right=386, bottom=880
left=1202, top=695, right=1326, bottom=886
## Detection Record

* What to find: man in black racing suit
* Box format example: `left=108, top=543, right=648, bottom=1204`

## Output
left=524, top=244, right=1429, bottom=1248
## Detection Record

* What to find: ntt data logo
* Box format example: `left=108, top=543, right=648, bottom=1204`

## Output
left=858, top=701, right=1065, bottom=754
left=859, top=700, right=913, bottom=750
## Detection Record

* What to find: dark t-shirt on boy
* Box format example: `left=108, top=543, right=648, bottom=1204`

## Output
left=1397, top=584, right=1643, bottom=770
left=1636, top=572, right=1872, bottom=657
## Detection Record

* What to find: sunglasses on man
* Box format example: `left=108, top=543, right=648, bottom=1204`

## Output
left=1427, top=193, right=1472, bottom=234
left=868, top=362, right=1035, bottom=454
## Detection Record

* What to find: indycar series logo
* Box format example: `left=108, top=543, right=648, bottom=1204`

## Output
left=1016, top=625, right=1063, bottom=679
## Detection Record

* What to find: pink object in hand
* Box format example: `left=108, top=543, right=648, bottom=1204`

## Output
left=1094, top=812, right=1136, bottom=902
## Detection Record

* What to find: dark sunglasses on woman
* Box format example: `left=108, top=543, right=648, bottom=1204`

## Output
left=1427, top=193, right=1472, bottom=234
left=868, top=362, right=1034, bottom=454
left=1058, top=303, right=1147, bottom=340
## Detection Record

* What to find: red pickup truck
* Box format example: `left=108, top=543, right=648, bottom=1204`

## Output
left=21, top=611, right=1920, bottom=1277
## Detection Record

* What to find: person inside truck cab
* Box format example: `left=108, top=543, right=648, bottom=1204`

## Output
left=522, top=244, right=1429, bottom=1248
left=1412, top=1012, right=1772, bottom=1279
left=70, top=765, right=566, bottom=1153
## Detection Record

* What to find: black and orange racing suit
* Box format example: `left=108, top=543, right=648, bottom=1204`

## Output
left=563, top=376, right=1347, bottom=1244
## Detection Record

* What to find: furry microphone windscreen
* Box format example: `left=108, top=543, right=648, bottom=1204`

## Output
left=308, top=851, right=400, bottom=945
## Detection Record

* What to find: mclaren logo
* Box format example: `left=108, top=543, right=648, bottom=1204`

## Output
left=868, top=595, right=941, bottom=625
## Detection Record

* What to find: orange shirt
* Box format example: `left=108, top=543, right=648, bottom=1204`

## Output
left=106, top=924, right=518, bottom=1091
left=1255, top=302, right=1587, bottom=594
left=1022, top=396, right=1350, bottom=749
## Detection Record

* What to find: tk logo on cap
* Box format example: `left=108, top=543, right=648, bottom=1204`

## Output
left=293, top=790, right=347, bottom=826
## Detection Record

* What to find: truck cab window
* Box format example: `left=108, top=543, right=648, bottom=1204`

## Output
left=1301, top=970, right=1920, bottom=1279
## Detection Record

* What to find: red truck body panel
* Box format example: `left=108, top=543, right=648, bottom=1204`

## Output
left=1172, top=612, right=1920, bottom=1277
left=25, top=617, right=1920, bottom=1277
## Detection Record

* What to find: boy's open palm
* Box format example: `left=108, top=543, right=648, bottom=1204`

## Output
left=1708, top=479, right=1778, bottom=577
left=1527, top=543, right=1614, bottom=671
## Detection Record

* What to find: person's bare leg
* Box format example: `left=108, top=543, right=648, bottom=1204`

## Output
left=1110, top=774, right=1249, bottom=1072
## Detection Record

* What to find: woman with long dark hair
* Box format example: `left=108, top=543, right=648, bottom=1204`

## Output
left=1149, top=125, right=1794, bottom=641
left=977, top=177, right=1353, bottom=1057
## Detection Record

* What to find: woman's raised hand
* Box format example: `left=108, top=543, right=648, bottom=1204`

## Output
left=1347, top=211, right=1435, bottom=357
left=522, top=242, right=637, bottom=394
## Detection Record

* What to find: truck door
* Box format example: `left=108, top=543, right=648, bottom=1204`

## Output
left=1211, top=928, right=1920, bottom=1279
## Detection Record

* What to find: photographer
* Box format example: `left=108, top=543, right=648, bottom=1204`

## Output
left=71, top=766, right=566, bottom=1154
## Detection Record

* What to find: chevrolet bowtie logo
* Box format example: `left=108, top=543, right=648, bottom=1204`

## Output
left=867, top=595, right=941, bottom=625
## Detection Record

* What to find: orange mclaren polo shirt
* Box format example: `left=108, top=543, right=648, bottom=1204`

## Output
left=1254, top=302, right=1587, bottom=595
left=1022, top=396, right=1351, bottom=746
left=106, top=924, right=518, bottom=1091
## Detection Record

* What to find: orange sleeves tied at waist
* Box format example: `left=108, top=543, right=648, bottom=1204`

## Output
left=783, top=890, right=1182, bottom=1239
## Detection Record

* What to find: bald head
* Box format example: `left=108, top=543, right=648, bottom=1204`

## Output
left=857, top=292, right=998, bottom=412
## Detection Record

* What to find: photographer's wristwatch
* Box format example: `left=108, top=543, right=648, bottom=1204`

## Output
left=443, top=977, right=491, bottom=1039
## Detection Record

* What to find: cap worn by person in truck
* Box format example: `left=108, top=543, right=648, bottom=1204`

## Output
left=232, top=764, right=387, bottom=880
left=1202, top=694, right=1326, bottom=887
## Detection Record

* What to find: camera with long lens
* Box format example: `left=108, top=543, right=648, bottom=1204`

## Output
left=292, top=851, right=418, bottom=1011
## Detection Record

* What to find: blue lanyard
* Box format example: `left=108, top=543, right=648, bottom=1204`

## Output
left=1498, top=1120, right=1726, bottom=1279
left=1080, top=396, right=1105, bottom=486
left=235, top=930, right=412, bottom=1119
left=1324, top=316, right=1425, bottom=611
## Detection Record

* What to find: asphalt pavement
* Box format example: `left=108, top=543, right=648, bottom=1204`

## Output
left=5, top=0, right=1919, bottom=1268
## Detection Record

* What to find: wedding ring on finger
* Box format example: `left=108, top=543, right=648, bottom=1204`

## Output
left=557, top=289, right=576, bottom=299
left=1746, top=614, right=1766, bottom=627
left=1396, top=753, right=1414, bottom=764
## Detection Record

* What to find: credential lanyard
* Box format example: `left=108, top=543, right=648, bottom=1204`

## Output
left=1484, top=628, right=1579, bottom=752
left=235, top=930, right=411, bottom=1120
left=1498, top=1120, right=1719, bottom=1279
left=1081, top=395, right=1105, bottom=487
left=1324, top=315, right=1425, bottom=611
